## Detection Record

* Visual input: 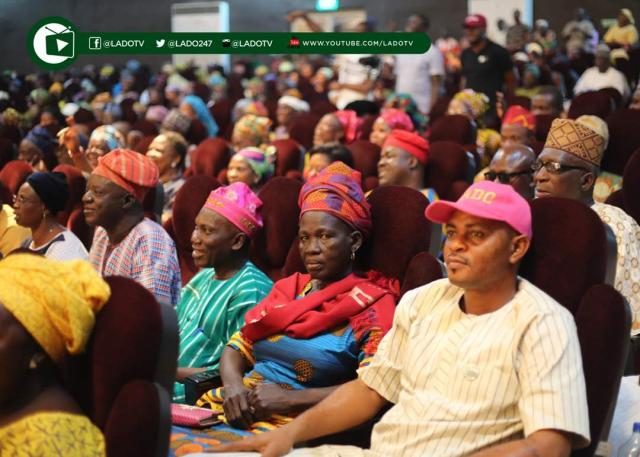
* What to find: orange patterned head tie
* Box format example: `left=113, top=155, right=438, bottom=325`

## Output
left=544, top=118, right=606, bottom=167
left=298, top=161, right=371, bottom=236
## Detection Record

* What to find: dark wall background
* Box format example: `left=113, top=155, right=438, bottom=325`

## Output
left=2, top=0, right=638, bottom=73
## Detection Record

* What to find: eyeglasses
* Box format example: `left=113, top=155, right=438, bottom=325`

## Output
left=12, top=194, right=39, bottom=205
left=484, top=170, right=532, bottom=184
left=531, top=160, right=589, bottom=174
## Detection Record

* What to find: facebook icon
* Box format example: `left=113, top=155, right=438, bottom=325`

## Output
left=88, top=37, right=101, bottom=50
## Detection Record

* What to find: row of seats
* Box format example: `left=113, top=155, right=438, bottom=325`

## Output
left=78, top=194, right=630, bottom=457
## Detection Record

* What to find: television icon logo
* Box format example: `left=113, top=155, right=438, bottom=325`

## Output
left=31, top=19, right=76, bottom=66
left=89, top=37, right=102, bottom=50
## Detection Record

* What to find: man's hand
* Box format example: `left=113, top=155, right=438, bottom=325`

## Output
left=59, top=127, right=82, bottom=157
left=248, top=384, right=293, bottom=420
left=223, top=384, right=254, bottom=429
left=211, top=426, right=295, bottom=457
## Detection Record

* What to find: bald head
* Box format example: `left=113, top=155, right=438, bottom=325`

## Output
left=488, top=144, right=536, bottom=200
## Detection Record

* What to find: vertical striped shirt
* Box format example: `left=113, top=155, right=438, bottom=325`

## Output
left=592, top=202, right=640, bottom=335
left=89, top=218, right=181, bottom=305
left=173, top=261, right=273, bottom=403
left=353, top=277, right=590, bottom=457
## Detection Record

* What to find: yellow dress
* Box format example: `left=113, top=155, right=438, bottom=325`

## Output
left=0, top=412, right=105, bottom=457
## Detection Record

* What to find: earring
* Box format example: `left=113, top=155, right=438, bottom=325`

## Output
left=29, top=358, right=38, bottom=370
left=350, top=250, right=356, bottom=261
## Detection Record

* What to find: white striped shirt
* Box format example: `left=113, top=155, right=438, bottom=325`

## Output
left=351, top=278, right=590, bottom=457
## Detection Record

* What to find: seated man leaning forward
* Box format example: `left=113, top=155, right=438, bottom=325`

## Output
left=169, top=162, right=400, bottom=456
left=173, top=182, right=274, bottom=403
left=212, top=180, right=590, bottom=457
left=82, top=148, right=181, bottom=305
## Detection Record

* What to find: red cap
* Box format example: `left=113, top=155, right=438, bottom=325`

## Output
left=464, top=14, right=487, bottom=29
left=382, top=129, right=430, bottom=165
left=503, top=105, right=536, bottom=131
left=425, top=181, right=532, bottom=239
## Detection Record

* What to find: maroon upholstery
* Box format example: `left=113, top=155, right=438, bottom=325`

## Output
left=132, top=135, right=154, bottom=154
left=360, top=186, right=431, bottom=282
left=506, top=95, right=531, bottom=109
left=621, top=148, right=640, bottom=225
left=53, top=164, right=87, bottom=225
left=0, top=160, right=33, bottom=196
left=534, top=114, right=556, bottom=143
left=603, top=109, right=640, bottom=175
left=270, top=139, right=303, bottom=177
left=170, top=175, right=220, bottom=285
left=209, top=99, right=233, bottom=140
left=448, top=180, right=471, bottom=201
left=0, top=138, right=14, bottom=171
left=568, top=91, right=615, bottom=120
left=572, top=285, right=631, bottom=457
left=520, top=198, right=610, bottom=314
left=251, top=177, right=302, bottom=281
left=429, top=114, right=475, bottom=145
left=104, top=381, right=170, bottom=457
left=67, top=207, right=94, bottom=250
left=63, top=276, right=178, bottom=433
left=426, top=141, right=470, bottom=201
left=131, top=120, right=159, bottom=137
left=288, top=112, right=321, bottom=150
left=347, top=140, right=381, bottom=192
left=597, top=87, right=623, bottom=110
left=310, top=100, right=337, bottom=117
left=428, top=96, right=451, bottom=126
left=187, top=137, right=232, bottom=179
left=605, top=189, right=625, bottom=212
left=186, top=119, right=208, bottom=146
left=400, top=251, right=444, bottom=296
left=359, top=115, right=376, bottom=141
left=0, top=181, right=11, bottom=207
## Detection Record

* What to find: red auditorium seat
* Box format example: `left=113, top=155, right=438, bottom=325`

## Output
left=603, top=109, right=640, bottom=176
left=426, top=141, right=471, bottom=200
left=53, top=164, right=87, bottom=226
left=186, top=137, right=232, bottom=179
left=429, top=114, right=476, bottom=145
left=568, top=91, right=615, bottom=120
left=347, top=140, right=381, bottom=192
left=534, top=114, right=556, bottom=143
left=167, top=175, right=220, bottom=285
left=0, top=160, right=33, bottom=196
left=520, top=197, right=630, bottom=457
left=270, top=138, right=304, bottom=177
left=288, top=112, right=321, bottom=150
left=251, top=177, right=302, bottom=281
left=62, top=275, right=178, bottom=457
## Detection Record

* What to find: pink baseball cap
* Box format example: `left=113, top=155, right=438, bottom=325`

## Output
left=425, top=181, right=532, bottom=238
left=464, top=14, right=487, bottom=29
left=202, top=182, right=263, bottom=238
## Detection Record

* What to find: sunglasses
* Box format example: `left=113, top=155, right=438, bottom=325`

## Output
left=532, top=160, right=589, bottom=174
left=484, top=170, right=532, bottom=184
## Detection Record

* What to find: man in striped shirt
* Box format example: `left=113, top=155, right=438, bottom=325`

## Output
left=173, top=183, right=273, bottom=403
left=213, top=181, right=590, bottom=457
left=83, top=149, right=181, bottom=305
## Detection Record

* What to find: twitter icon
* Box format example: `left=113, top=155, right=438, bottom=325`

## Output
left=156, top=39, right=165, bottom=48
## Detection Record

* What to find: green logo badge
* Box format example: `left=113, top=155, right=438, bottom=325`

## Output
left=28, top=17, right=77, bottom=69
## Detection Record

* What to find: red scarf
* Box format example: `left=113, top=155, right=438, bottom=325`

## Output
left=242, top=271, right=399, bottom=343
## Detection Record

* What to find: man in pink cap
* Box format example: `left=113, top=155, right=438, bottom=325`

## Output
left=173, top=182, right=273, bottom=403
left=461, top=13, right=516, bottom=111
left=212, top=181, right=590, bottom=457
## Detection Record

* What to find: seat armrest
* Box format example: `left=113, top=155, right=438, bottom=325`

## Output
left=183, top=370, right=223, bottom=405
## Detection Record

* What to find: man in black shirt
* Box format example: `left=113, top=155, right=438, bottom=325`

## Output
left=461, top=14, right=516, bottom=111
